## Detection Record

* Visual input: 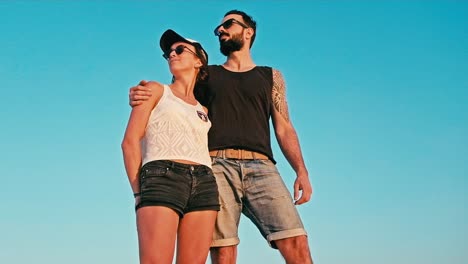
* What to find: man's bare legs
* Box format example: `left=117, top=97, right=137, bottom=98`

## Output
left=210, top=236, right=312, bottom=264
left=275, top=235, right=313, bottom=264
left=210, top=245, right=237, bottom=264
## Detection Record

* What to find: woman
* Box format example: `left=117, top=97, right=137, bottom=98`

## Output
left=121, top=29, right=219, bottom=264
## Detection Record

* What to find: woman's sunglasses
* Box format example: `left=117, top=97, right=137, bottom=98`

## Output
left=162, top=44, right=198, bottom=60
left=213, top=18, right=249, bottom=36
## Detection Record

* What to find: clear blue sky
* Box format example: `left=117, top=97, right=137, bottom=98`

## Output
left=1, top=1, right=466, bottom=264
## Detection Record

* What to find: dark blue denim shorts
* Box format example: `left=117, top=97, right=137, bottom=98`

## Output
left=136, top=160, right=220, bottom=217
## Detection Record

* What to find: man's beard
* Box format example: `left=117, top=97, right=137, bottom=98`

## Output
left=219, top=32, right=244, bottom=56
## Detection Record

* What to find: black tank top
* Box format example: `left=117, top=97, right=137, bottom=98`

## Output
left=195, top=65, right=275, bottom=163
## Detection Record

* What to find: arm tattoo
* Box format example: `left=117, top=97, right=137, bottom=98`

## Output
left=272, top=69, right=290, bottom=122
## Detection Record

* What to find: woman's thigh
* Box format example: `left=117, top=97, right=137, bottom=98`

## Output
left=137, top=206, right=180, bottom=264
left=176, top=210, right=218, bottom=264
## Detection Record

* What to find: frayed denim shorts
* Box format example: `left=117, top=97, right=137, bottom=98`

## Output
left=210, top=158, right=307, bottom=249
left=136, top=160, right=220, bottom=217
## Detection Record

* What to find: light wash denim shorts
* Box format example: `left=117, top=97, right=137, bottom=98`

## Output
left=210, top=158, right=307, bottom=249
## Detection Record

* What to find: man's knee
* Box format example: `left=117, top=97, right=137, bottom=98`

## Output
left=275, top=235, right=313, bottom=264
left=210, top=246, right=237, bottom=264
left=275, top=235, right=309, bottom=249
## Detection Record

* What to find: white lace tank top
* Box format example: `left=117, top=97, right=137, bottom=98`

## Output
left=141, top=85, right=212, bottom=168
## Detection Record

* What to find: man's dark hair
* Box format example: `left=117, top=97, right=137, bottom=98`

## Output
left=224, top=10, right=257, bottom=48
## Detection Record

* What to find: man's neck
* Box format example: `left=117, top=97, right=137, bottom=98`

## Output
left=223, top=49, right=256, bottom=72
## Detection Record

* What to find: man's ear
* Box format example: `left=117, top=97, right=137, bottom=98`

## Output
left=245, top=27, right=254, bottom=38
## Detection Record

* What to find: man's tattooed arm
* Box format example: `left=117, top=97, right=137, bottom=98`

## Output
left=272, top=69, right=290, bottom=122
left=271, top=68, right=312, bottom=205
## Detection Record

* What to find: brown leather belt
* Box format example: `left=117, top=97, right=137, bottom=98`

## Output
left=209, top=149, right=269, bottom=160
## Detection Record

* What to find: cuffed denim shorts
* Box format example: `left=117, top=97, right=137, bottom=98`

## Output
left=210, top=158, right=307, bottom=249
left=136, top=160, right=220, bottom=217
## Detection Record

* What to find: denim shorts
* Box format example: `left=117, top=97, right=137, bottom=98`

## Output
left=136, top=160, right=220, bottom=217
left=210, top=158, right=307, bottom=249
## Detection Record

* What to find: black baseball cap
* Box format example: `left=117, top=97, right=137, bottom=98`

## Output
left=159, top=29, right=208, bottom=63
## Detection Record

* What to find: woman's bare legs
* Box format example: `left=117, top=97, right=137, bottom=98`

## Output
left=176, top=210, right=218, bottom=264
left=137, top=206, right=180, bottom=264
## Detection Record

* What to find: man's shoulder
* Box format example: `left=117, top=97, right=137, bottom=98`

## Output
left=255, top=66, right=276, bottom=76
left=206, top=65, right=277, bottom=77
left=207, top=65, right=221, bottom=74
left=207, top=64, right=275, bottom=70
left=258, top=66, right=280, bottom=73
left=256, top=65, right=273, bottom=70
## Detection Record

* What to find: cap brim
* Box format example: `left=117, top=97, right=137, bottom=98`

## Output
left=160, top=29, right=190, bottom=53
left=159, top=29, right=209, bottom=64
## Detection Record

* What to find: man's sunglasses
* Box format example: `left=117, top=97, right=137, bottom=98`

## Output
left=213, top=18, right=249, bottom=36
left=162, top=44, right=198, bottom=60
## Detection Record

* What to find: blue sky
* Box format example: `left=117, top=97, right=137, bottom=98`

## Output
left=0, top=1, right=466, bottom=264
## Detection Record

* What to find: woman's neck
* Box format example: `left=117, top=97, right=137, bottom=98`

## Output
left=171, top=74, right=197, bottom=97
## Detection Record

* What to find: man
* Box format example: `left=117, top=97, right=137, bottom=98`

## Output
left=130, top=10, right=313, bottom=264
